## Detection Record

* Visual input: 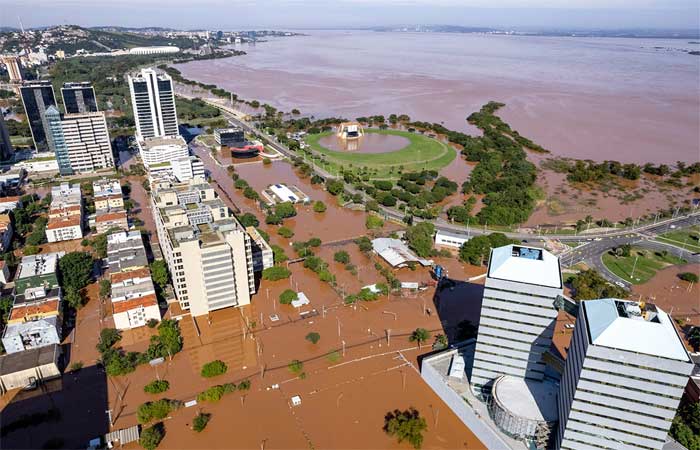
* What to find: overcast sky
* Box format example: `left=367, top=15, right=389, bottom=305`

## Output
left=2, top=0, right=698, bottom=30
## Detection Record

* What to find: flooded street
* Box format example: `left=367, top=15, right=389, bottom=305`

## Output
left=176, top=31, right=700, bottom=164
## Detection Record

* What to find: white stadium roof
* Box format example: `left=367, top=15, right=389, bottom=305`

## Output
left=488, top=245, right=561, bottom=288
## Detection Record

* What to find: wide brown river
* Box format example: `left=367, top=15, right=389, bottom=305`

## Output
left=176, top=31, right=700, bottom=164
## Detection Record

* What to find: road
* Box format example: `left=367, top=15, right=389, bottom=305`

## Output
left=178, top=90, right=700, bottom=285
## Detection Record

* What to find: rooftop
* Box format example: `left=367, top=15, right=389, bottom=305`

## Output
left=112, top=293, right=157, bottom=314
left=140, top=135, right=187, bottom=150
left=583, top=299, right=690, bottom=362
left=17, top=253, right=60, bottom=279
left=492, top=376, right=559, bottom=423
left=488, top=244, right=562, bottom=289
left=46, top=216, right=81, bottom=229
left=0, top=343, right=59, bottom=375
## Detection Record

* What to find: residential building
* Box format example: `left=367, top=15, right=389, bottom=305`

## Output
left=0, top=214, right=12, bottom=252
left=20, top=80, right=57, bottom=152
left=61, top=81, right=98, bottom=114
left=128, top=68, right=178, bottom=140
left=93, top=179, right=124, bottom=210
left=46, top=183, right=82, bottom=242
left=0, top=113, right=14, bottom=161
left=107, top=232, right=160, bottom=329
left=45, top=106, right=114, bottom=175
left=147, top=155, right=205, bottom=183
left=107, top=230, right=149, bottom=273
left=14, top=253, right=61, bottom=295
left=557, top=299, right=693, bottom=450
left=214, top=127, right=244, bottom=147
left=0, top=196, right=21, bottom=214
left=471, top=245, right=562, bottom=391
left=246, top=226, right=273, bottom=272
left=2, top=285, right=62, bottom=354
left=151, top=178, right=254, bottom=316
left=0, top=344, right=61, bottom=393
left=137, top=135, right=189, bottom=169
left=1, top=55, right=22, bottom=83
left=93, top=178, right=127, bottom=233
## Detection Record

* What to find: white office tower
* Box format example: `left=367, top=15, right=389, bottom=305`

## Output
left=471, top=245, right=562, bottom=391
left=556, top=299, right=693, bottom=450
left=128, top=68, right=179, bottom=140
left=151, top=178, right=255, bottom=316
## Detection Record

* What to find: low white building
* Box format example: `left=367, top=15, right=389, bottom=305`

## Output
left=14, top=154, right=59, bottom=174
left=128, top=46, right=180, bottom=55
left=371, top=237, right=433, bottom=268
left=138, top=135, right=189, bottom=169
left=46, top=216, right=82, bottom=242
left=434, top=230, right=470, bottom=249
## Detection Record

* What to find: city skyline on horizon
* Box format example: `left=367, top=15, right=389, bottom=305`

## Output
left=2, top=0, right=699, bottom=31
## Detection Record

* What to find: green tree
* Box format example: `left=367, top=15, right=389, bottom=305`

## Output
left=404, top=223, right=435, bottom=258
left=139, top=423, right=164, bottom=450
left=271, top=245, right=288, bottom=264
left=326, top=179, right=344, bottom=196
left=137, top=399, right=183, bottom=424
left=97, top=328, right=122, bottom=353
left=192, top=413, right=211, bottom=432
left=432, top=334, right=448, bottom=350
left=155, top=319, right=183, bottom=357
left=274, top=202, right=296, bottom=219
left=571, top=269, right=628, bottom=301
left=305, top=332, right=320, bottom=344
left=277, top=226, right=294, bottom=238
left=238, top=213, right=259, bottom=227
left=58, top=252, right=94, bottom=292
left=201, top=360, right=228, bottom=378
left=365, top=215, right=384, bottom=230
left=23, top=245, right=40, bottom=256
left=262, top=266, right=291, bottom=281
left=688, top=327, right=700, bottom=352
left=313, top=201, right=327, bottom=213
left=65, top=288, right=85, bottom=309
left=355, top=236, right=373, bottom=253
left=99, top=279, right=111, bottom=299
left=144, top=380, right=170, bottom=394
left=409, top=328, right=431, bottom=349
left=288, top=359, right=304, bottom=375
left=383, top=408, right=428, bottom=449
left=279, top=289, right=298, bottom=305
left=150, top=260, right=169, bottom=289
left=333, top=251, right=350, bottom=264
left=679, top=272, right=699, bottom=283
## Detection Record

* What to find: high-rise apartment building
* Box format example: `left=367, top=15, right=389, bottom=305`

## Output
left=61, top=82, right=98, bottom=114
left=128, top=68, right=179, bottom=140
left=556, top=299, right=693, bottom=450
left=20, top=80, right=57, bottom=152
left=1, top=56, right=22, bottom=83
left=0, top=114, right=13, bottom=161
left=471, top=245, right=562, bottom=391
left=45, top=106, right=114, bottom=175
left=151, top=178, right=254, bottom=316
left=137, top=135, right=189, bottom=169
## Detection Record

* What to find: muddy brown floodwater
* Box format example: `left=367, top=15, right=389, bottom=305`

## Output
left=176, top=31, right=700, bottom=164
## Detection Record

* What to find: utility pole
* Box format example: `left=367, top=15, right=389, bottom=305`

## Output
left=630, top=255, right=639, bottom=280
left=342, top=340, right=346, bottom=356
left=386, top=329, right=391, bottom=346
left=106, top=409, right=113, bottom=427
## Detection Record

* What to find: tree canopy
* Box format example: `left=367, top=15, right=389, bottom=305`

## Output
left=383, top=408, right=427, bottom=449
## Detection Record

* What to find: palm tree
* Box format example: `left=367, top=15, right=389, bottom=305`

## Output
left=409, top=328, right=431, bottom=349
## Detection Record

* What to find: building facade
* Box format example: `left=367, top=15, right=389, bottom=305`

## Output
left=556, top=299, right=693, bottom=450
left=108, top=232, right=161, bottom=329
left=471, top=245, right=563, bottom=391
left=128, top=68, right=178, bottom=140
left=61, top=82, right=98, bottom=114
left=151, top=178, right=255, bottom=316
left=46, top=183, right=83, bottom=242
left=45, top=106, right=114, bottom=175
left=0, top=114, right=14, bottom=161
left=1, top=56, right=22, bottom=83
left=20, top=80, right=57, bottom=152
left=137, top=135, right=189, bottom=169
left=214, top=127, right=245, bottom=147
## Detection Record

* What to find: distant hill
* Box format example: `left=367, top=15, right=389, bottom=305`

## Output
left=0, top=25, right=202, bottom=55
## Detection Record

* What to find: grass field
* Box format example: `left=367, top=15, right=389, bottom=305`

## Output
left=602, top=247, right=687, bottom=284
left=304, top=129, right=456, bottom=178
left=656, top=226, right=700, bottom=253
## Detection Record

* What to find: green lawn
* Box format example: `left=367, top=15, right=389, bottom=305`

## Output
left=304, top=129, right=456, bottom=178
left=656, top=226, right=700, bottom=253
left=602, top=247, right=687, bottom=284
